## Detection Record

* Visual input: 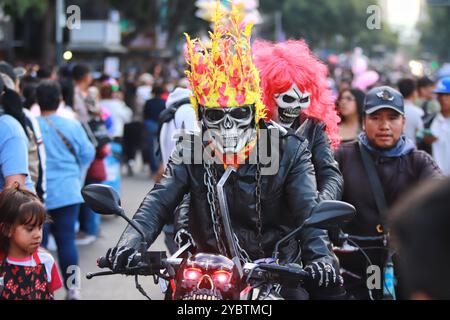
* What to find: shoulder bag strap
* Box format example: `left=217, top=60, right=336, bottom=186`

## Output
left=43, top=117, right=80, bottom=166
left=358, top=141, right=389, bottom=230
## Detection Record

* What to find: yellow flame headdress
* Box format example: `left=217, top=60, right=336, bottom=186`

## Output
left=184, top=2, right=266, bottom=123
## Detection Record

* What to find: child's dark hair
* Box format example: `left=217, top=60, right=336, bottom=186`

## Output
left=0, top=183, right=49, bottom=254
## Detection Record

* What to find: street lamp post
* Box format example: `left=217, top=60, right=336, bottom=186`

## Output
left=55, top=0, right=65, bottom=67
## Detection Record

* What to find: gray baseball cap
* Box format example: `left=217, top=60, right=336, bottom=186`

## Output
left=364, top=86, right=404, bottom=115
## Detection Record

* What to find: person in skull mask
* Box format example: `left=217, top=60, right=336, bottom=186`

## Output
left=253, top=40, right=342, bottom=202
left=251, top=40, right=344, bottom=299
left=104, top=4, right=343, bottom=299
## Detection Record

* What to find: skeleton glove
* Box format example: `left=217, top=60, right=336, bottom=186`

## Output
left=304, top=261, right=343, bottom=288
left=105, top=246, right=139, bottom=272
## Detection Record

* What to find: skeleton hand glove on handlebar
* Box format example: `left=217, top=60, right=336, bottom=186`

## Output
left=105, top=246, right=139, bottom=271
left=304, top=262, right=343, bottom=288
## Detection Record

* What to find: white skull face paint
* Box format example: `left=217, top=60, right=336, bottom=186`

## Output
left=202, top=106, right=256, bottom=155
left=274, top=83, right=311, bottom=128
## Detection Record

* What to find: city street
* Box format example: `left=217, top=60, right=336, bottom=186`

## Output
left=55, top=164, right=168, bottom=300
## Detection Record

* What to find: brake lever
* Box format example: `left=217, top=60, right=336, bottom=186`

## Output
left=86, top=271, right=116, bottom=279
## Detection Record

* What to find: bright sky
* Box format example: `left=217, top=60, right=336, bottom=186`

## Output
left=386, top=0, right=422, bottom=27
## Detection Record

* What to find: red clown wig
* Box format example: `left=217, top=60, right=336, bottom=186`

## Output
left=253, top=39, right=341, bottom=149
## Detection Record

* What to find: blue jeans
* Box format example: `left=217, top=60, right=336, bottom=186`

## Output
left=79, top=204, right=101, bottom=236
left=144, top=119, right=161, bottom=173
left=42, top=204, right=80, bottom=289
left=79, top=180, right=101, bottom=236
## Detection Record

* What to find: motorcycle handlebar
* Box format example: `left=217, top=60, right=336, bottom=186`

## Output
left=347, top=235, right=386, bottom=242
left=94, top=254, right=310, bottom=286
left=92, top=253, right=168, bottom=278
left=333, top=233, right=388, bottom=254
left=255, top=263, right=310, bottom=284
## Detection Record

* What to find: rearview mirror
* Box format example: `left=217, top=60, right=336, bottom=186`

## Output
left=303, top=200, right=355, bottom=229
left=272, top=200, right=355, bottom=259
left=81, top=184, right=123, bottom=216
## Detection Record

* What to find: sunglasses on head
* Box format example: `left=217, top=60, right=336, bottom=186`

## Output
left=201, top=105, right=254, bottom=122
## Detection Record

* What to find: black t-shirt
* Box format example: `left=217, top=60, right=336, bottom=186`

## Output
left=143, top=97, right=166, bottom=121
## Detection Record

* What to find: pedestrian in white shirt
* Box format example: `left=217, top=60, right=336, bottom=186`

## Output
left=430, top=77, right=450, bottom=175
left=99, top=82, right=132, bottom=140
left=398, top=78, right=424, bottom=145
left=135, top=73, right=154, bottom=121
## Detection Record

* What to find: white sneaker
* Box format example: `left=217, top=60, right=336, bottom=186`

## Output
left=66, top=288, right=82, bottom=300
left=75, top=234, right=97, bottom=246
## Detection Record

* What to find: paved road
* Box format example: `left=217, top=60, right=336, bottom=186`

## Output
left=54, top=168, right=168, bottom=300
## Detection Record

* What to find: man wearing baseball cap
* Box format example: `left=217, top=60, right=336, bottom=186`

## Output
left=427, top=77, right=450, bottom=176
left=334, top=86, right=442, bottom=300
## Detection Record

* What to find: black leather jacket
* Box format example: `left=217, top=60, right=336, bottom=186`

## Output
left=117, top=121, right=337, bottom=265
left=294, top=115, right=343, bottom=201
left=174, top=117, right=343, bottom=267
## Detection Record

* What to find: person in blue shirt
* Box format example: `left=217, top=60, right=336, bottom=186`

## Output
left=36, top=80, right=95, bottom=300
left=0, top=77, right=35, bottom=192
left=0, top=114, right=35, bottom=192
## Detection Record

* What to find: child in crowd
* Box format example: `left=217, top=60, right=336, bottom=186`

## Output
left=0, top=184, right=62, bottom=300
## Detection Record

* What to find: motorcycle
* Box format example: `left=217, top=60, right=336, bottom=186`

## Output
left=332, top=231, right=396, bottom=300
left=82, top=184, right=355, bottom=300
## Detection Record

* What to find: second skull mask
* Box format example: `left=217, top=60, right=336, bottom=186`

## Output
left=274, top=83, right=311, bottom=128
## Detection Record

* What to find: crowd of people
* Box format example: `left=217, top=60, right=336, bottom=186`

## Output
left=0, top=59, right=187, bottom=299
left=0, top=6, right=449, bottom=300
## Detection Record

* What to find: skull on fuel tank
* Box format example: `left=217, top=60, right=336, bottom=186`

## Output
left=175, top=253, right=241, bottom=300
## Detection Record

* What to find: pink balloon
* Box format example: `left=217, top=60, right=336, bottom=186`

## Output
left=351, top=57, right=368, bottom=76
left=352, top=71, right=380, bottom=91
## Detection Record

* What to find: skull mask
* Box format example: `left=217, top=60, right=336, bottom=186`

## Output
left=202, top=105, right=256, bottom=155
left=274, top=83, right=311, bottom=128
left=175, top=253, right=240, bottom=300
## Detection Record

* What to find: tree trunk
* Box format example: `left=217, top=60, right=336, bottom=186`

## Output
left=40, top=0, right=54, bottom=66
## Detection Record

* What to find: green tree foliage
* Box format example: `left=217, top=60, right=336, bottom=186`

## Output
left=109, top=0, right=207, bottom=45
left=419, top=5, right=450, bottom=61
left=1, top=0, right=48, bottom=18
left=259, top=0, right=398, bottom=54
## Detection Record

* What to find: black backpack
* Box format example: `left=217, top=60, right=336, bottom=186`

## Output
left=157, top=97, right=191, bottom=138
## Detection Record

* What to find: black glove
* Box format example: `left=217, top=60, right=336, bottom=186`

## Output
left=304, top=261, right=343, bottom=289
left=105, top=246, right=139, bottom=271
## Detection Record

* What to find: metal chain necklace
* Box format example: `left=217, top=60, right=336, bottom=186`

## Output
left=255, top=149, right=265, bottom=257
left=203, top=138, right=264, bottom=262
left=204, top=161, right=229, bottom=256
